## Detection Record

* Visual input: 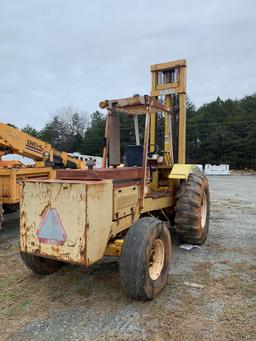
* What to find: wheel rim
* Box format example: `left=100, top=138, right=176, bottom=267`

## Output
left=201, top=191, right=207, bottom=228
left=148, top=239, right=165, bottom=280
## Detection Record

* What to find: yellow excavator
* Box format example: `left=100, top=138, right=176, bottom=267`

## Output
left=0, top=122, right=85, bottom=228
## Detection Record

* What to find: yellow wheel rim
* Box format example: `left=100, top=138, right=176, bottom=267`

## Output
left=149, top=239, right=165, bottom=280
left=201, top=191, right=207, bottom=228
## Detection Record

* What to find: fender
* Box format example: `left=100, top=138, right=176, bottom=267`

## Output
left=168, top=164, right=202, bottom=180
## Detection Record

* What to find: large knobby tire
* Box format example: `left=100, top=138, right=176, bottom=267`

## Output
left=120, top=217, right=172, bottom=300
left=175, top=173, right=210, bottom=244
left=20, top=252, right=62, bottom=275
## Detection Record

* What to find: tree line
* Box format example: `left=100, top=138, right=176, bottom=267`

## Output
left=21, top=94, right=256, bottom=169
left=186, top=94, right=256, bottom=169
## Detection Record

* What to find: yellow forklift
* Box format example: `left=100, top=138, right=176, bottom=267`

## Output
left=19, top=60, right=210, bottom=300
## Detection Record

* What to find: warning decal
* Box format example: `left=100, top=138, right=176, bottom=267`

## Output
left=36, top=208, right=67, bottom=245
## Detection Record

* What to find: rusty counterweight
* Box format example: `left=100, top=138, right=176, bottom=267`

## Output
left=56, top=167, right=146, bottom=181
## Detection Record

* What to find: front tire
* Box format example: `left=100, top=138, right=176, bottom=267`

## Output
left=175, top=173, right=210, bottom=244
left=120, top=217, right=172, bottom=300
left=20, top=252, right=62, bottom=275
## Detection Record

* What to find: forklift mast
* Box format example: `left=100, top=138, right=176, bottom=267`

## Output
left=150, top=59, right=187, bottom=165
left=100, top=59, right=187, bottom=169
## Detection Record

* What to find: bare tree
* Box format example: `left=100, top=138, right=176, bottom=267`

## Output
left=54, top=105, right=89, bottom=136
left=41, top=106, right=89, bottom=152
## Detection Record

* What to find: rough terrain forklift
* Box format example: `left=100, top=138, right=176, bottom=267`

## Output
left=20, top=60, right=210, bottom=300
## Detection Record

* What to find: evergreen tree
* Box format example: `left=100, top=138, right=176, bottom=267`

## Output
left=82, top=111, right=106, bottom=156
left=22, top=124, right=39, bottom=137
left=20, top=93, right=256, bottom=169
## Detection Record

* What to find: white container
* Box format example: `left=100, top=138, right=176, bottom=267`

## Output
left=204, top=164, right=230, bottom=176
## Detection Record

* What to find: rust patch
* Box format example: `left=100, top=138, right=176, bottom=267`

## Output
left=80, top=221, right=88, bottom=264
left=56, top=167, right=148, bottom=181
left=39, top=203, right=51, bottom=217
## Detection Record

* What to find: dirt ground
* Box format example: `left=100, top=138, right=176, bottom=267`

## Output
left=0, top=175, right=256, bottom=340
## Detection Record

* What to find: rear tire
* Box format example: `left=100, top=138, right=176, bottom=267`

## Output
left=0, top=203, right=4, bottom=229
left=20, top=252, right=62, bottom=275
left=3, top=203, right=19, bottom=213
left=175, top=173, right=210, bottom=244
left=120, top=217, right=172, bottom=300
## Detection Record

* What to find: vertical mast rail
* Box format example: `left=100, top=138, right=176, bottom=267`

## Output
left=150, top=59, right=187, bottom=165
left=102, top=110, right=110, bottom=168
left=134, top=115, right=140, bottom=145
left=140, top=107, right=150, bottom=209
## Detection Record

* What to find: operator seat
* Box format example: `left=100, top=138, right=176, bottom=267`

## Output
left=125, top=145, right=143, bottom=167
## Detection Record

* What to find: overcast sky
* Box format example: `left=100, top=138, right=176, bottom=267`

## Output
left=0, top=0, right=255, bottom=129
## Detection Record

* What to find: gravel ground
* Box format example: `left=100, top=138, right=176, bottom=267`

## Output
left=0, top=175, right=255, bottom=340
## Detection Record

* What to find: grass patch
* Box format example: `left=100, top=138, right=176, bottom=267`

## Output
left=76, top=286, right=92, bottom=298
left=19, top=298, right=32, bottom=311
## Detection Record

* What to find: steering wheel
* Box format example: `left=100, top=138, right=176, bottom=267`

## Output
left=148, top=143, right=159, bottom=156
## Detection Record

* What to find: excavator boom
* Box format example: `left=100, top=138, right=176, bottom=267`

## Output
left=0, top=123, right=84, bottom=169
left=0, top=123, right=52, bottom=160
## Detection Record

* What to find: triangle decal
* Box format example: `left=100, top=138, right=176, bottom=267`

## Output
left=36, top=208, right=67, bottom=245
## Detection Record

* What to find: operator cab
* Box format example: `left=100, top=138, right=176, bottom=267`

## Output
left=98, top=95, right=175, bottom=206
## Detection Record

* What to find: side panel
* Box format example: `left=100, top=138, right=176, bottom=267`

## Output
left=113, top=185, right=139, bottom=219
left=0, top=168, right=54, bottom=204
left=20, top=181, right=87, bottom=264
left=86, top=181, right=113, bottom=264
left=142, top=196, right=175, bottom=213
left=0, top=175, right=12, bottom=203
